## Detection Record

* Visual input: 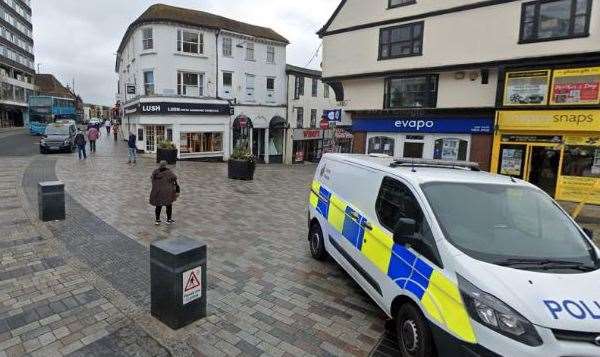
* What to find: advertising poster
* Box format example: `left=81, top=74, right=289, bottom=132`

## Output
left=504, top=70, right=550, bottom=106
left=500, top=149, right=524, bottom=176
left=550, top=67, right=600, bottom=105
left=556, top=177, right=600, bottom=205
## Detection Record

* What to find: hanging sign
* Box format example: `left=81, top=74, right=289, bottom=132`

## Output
left=550, top=67, right=600, bottom=105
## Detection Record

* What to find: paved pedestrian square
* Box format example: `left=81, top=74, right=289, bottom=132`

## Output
left=1, top=130, right=599, bottom=356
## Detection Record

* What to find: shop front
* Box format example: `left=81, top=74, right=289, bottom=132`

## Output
left=491, top=110, right=600, bottom=204
left=292, top=128, right=327, bottom=163
left=352, top=116, right=494, bottom=169
left=123, top=98, right=231, bottom=160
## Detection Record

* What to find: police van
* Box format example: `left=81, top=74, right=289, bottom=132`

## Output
left=307, top=154, right=600, bottom=357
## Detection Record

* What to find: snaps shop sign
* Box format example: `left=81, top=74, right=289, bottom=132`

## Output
left=124, top=102, right=232, bottom=116
left=352, top=117, right=494, bottom=134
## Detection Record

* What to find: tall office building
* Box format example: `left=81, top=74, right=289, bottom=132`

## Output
left=0, top=0, right=35, bottom=128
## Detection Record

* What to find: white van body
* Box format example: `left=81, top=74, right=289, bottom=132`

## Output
left=307, top=154, right=600, bottom=357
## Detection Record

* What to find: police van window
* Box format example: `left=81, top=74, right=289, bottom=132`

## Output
left=376, top=177, right=442, bottom=266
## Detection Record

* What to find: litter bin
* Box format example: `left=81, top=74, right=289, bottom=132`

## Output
left=150, top=237, right=207, bottom=330
left=38, top=181, right=65, bottom=222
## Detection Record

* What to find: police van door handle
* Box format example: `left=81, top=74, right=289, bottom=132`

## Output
left=361, top=221, right=373, bottom=231
left=349, top=211, right=359, bottom=220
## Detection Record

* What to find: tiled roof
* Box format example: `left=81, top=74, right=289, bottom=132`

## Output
left=34, top=74, right=74, bottom=98
left=117, top=3, right=289, bottom=57
left=285, top=64, right=322, bottom=78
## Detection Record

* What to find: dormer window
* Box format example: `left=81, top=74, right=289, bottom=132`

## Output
left=389, top=0, right=416, bottom=8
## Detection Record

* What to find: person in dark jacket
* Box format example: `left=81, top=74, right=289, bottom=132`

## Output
left=74, top=129, right=87, bottom=160
left=127, top=132, right=137, bottom=164
left=150, top=161, right=178, bottom=225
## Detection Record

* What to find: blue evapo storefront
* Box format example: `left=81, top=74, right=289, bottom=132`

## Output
left=352, top=116, right=494, bottom=169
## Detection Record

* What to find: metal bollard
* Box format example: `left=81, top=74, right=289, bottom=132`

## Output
left=150, top=237, right=207, bottom=330
left=38, top=181, right=65, bottom=222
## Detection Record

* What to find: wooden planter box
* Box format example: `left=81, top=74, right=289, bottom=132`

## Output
left=156, top=148, right=178, bottom=165
left=228, top=159, right=256, bottom=181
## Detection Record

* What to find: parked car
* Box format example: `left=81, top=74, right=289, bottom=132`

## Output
left=88, top=118, right=102, bottom=127
left=40, top=122, right=76, bottom=154
left=308, top=154, right=600, bottom=357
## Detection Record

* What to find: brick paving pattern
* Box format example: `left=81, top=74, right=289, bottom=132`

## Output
left=2, top=130, right=599, bottom=356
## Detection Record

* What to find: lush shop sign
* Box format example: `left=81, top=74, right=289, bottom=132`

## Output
left=498, top=110, right=600, bottom=132
left=124, top=102, right=231, bottom=116
left=352, top=117, right=493, bottom=134
left=550, top=67, right=600, bottom=105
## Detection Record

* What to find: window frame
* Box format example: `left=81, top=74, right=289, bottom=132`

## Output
left=266, top=45, right=275, bottom=63
left=296, top=107, right=304, bottom=129
left=294, top=76, right=305, bottom=99
left=142, top=28, right=153, bottom=51
left=388, top=0, right=417, bottom=9
left=384, top=74, right=439, bottom=109
left=518, top=0, right=593, bottom=44
left=266, top=77, right=275, bottom=92
left=222, top=37, right=232, bottom=57
left=245, top=73, right=256, bottom=98
left=177, top=71, right=203, bottom=97
left=245, top=42, right=255, bottom=61
left=310, top=109, right=318, bottom=128
left=143, top=70, right=155, bottom=95
left=312, top=78, right=319, bottom=97
left=222, top=71, right=233, bottom=88
left=177, top=29, right=204, bottom=55
left=378, top=21, right=424, bottom=60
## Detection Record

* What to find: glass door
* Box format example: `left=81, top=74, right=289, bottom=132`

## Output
left=145, top=126, right=156, bottom=152
left=498, top=144, right=527, bottom=179
left=527, top=146, right=560, bottom=196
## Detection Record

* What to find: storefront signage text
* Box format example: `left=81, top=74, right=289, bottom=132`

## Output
left=304, top=130, right=322, bottom=139
left=503, top=70, right=550, bottom=106
left=551, top=67, right=600, bottom=105
left=123, top=102, right=231, bottom=116
left=352, top=117, right=493, bottom=134
left=498, top=110, right=600, bottom=132
left=292, top=129, right=325, bottom=141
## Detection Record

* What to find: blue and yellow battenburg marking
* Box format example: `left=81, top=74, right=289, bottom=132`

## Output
left=310, top=181, right=477, bottom=344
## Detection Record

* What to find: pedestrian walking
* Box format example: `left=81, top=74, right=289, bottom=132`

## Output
left=87, top=126, right=101, bottom=153
left=74, top=129, right=87, bottom=160
left=127, top=132, right=137, bottom=164
left=113, top=122, right=119, bottom=141
left=105, top=120, right=111, bottom=135
left=150, top=160, right=179, bottom=225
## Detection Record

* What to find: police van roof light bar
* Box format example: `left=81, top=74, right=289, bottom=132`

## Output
left=390, top=158, right=481, bottom=172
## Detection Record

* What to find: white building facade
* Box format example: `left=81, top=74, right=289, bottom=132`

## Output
left=320, top=0, right=600, bottom=172
left=115, top=4, right=288, bottom=161
left=285, top=65, right=348, bottom=164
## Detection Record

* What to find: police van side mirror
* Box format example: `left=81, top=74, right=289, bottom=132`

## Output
left=393, top=218, right=419, bottom=246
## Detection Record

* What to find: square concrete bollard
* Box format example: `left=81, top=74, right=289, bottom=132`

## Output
left=150, top=237, right=207, bottom=330
left=38, top=181, right=65, bottom=222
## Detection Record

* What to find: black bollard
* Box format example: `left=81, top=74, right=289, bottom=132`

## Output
left=150, top=237, right=207, bottom=330
left=38, top=181, right=65, bottom=222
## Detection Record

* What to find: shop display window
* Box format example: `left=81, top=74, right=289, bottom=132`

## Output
left=403, top=142, right=424, bottom=158
left=368, top=136, right=395, bottom=156
left=562, top=145, right=600, bottom=177
left=433, top=138, right=468, bottom=161
left=179, top=132, right=223, bottom=154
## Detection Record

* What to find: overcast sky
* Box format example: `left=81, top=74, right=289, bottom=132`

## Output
left=32, top=0, right=339, bottom=106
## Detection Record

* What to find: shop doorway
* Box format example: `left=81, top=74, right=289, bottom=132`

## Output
left=497, top=143, right=560, bottom=196
left=528, top=147, right=560, bottom=196
left=253, top=128, right=265, bottom=162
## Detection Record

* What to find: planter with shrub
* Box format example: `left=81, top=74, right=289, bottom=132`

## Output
left=156, top=140, right=178, bottom=164
left=228, top=147, right=256, bottom=181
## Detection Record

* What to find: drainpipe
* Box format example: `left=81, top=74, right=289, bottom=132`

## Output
left=215, top=29, right=220, bottom=98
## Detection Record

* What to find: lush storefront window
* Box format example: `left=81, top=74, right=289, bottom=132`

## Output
left=180, top=132, right=223, bottom=154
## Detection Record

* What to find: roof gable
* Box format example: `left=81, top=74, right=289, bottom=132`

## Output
left=317, top=0, right=347, bottom=37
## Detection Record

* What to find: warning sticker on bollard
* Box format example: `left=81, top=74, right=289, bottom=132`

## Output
left=183, top=267, right=202, bottom=304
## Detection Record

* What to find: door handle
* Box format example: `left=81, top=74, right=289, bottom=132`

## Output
left=349, top=211, right=359, bottom=220
left=361, top=221, right=373, bottom=231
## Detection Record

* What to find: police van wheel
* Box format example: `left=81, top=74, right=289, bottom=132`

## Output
left=308, top=223, right=327, bottom=261
left=396, top=304, right=435, bottom=357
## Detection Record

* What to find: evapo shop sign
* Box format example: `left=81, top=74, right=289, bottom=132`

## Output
left=352, top=117, right=493, bottom=134
left=125, top=102, right=231, bottom=116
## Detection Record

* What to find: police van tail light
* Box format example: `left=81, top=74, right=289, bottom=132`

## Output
left=458, top=275, right=543, bottom=347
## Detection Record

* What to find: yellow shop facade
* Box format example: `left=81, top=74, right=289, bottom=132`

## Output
left=491, top=109, right=600, bottom=204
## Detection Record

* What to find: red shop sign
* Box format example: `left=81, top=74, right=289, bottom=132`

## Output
left=303, top=130, right=322, bottom=139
